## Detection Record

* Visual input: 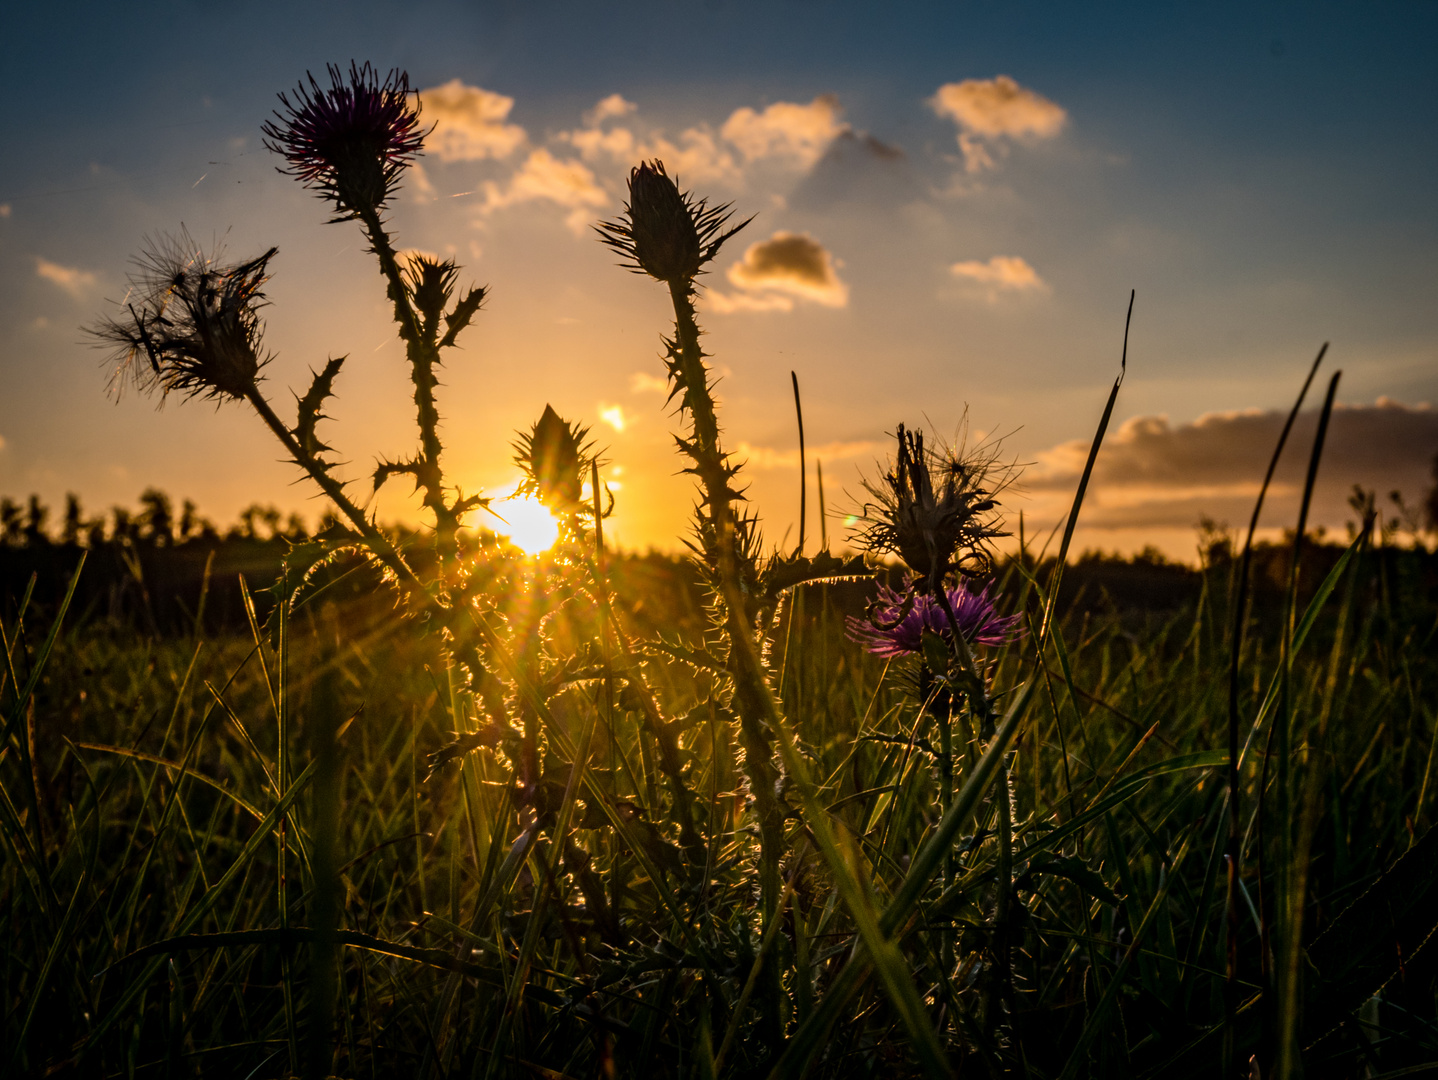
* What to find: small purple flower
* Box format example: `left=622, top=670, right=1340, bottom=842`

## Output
left=262, top=62, right=428, bottom=218
left=846, top=583, right=1023, bottom=658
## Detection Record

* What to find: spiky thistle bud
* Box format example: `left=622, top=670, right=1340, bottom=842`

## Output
left=513, top=405, right=592, bottom=512
left=262, top=62, right=428, bottom=220
left=596, top=160, right=750, bottom=286
left=90, top=232, right=275, bottom=404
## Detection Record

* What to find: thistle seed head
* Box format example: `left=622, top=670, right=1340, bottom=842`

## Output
left=853, top=424, right=1011, bottom=588
left=262, top=62, right=428, bottom=220
left=90, top=232, right=275, bottom=405
left=596, top=160, right=751, bottom=286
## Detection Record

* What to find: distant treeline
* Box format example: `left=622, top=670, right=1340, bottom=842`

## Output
left=2, top=488, right=1436, bottom=637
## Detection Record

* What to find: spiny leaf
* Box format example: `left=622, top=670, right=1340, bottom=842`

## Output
left=438, top=284, right=487, bottom=349
left=292, top=355, right=345, bottom=461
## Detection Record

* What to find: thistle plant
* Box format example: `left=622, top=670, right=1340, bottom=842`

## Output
left=851, top=421, right=1022, bottom=1035
left=91, top=64, right=498, bottom=699
left=598, top=161, right=807, bottom=1027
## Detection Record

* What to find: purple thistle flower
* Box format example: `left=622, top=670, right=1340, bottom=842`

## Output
left=262, top=62, right=428, bottom=219
left=846, top=582, right=1023, bottom=658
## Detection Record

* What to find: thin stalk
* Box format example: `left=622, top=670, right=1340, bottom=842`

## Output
left=792, top=370, right=806, bottom=556
left=1224, top=344, right=1325, bottom=1075
left=1273, top=369, right=1341, bottom=1080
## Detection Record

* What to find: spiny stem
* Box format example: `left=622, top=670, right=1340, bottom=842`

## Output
left=357, top=207, right=460, bottom=561
left=665, top=276, right=784, bottom=1034
left=243, top=386, right=419, bottom=591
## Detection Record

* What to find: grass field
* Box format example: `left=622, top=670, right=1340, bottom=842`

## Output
left=2, top=519, right=1435, bottom=1079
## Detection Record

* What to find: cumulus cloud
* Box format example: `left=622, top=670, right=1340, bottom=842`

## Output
left=560, top=93, right=846, bottom=184
left=949, top=256, right=1048, bottom=300
left=930, top=75, right=1066, bottom=173
left=630, top=372, right=669, bottom=394
left=480, top=148, right=608, bottom=232
left=1025, top=399, right=1438, bottom=533
left=563, top=115, right=738, bottom=184
left=720, top=95, right=847, bottom=167
left=599, top=404, right=629, bottom=432
left=36, top=257, right=96, bottom=297
left=705, top=291, right=795, bottom=314
left=721, top=231, right=848, bottom=310
left=584, top=93, right=637, bottom=127
left=420, top=79, right=526, bottom=161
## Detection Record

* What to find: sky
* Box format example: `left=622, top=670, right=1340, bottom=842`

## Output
left=2, top=1, right=1436, bottom=560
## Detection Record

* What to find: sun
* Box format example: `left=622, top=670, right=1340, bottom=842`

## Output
left=494, top=492, right=559, bottom=555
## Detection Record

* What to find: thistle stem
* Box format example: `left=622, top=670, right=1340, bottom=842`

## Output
left=243, top=386, right=419, bottom=589
left=664, top=276, right=785, bottom=1033
left=357, top=207, right=460, bottom=562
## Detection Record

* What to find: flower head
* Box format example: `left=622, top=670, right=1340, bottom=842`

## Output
left=846, top=582, right=1023, bottom=658
left=853, top=423, right=1010, bottom=588
left=513, top=405, right=594, bottom=512
left=262, top=62, right=428, bottom=219
left=595, top=160, right=751, bottom=286
left=90, top=232, right=275, bottom=404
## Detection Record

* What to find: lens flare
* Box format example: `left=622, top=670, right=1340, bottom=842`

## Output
left=495, top=493, right=559, bottom=555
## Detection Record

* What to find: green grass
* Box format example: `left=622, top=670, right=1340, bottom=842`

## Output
left=2, top=530, right=1435, bottom=1079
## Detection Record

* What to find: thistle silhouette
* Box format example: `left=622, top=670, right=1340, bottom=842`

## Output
left=262, top=62, right=428, bottom=220
left=93, top=232, right=274, bottom=404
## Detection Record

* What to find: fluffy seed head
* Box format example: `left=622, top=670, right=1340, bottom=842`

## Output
left=262, top=62, right=428, bottom=219
left=853, top=424, right=1010, bottom=588
left=90, top=232, right=274, bottom=404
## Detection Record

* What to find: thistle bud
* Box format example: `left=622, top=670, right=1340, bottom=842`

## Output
left=596, top=160, right=751, bottom=287
left=513, top=405, right=592, bottom=511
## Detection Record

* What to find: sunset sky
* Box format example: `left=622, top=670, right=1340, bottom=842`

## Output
left=2, top=2, right=1436, bottom=559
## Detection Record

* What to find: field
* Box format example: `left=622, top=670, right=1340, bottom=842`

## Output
left=2, top=511, right=1436, bottom=1079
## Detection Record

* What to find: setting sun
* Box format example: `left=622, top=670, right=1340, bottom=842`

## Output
left=493, top=492, right=560, bottom=555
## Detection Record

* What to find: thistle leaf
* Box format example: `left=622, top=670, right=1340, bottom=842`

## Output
left=439, top=285, right=487, bottom=349
left=292, top=356, right=346, bottom=462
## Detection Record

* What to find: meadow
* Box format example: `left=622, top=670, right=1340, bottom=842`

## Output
left=4, top=62, right=1438, bottom=1079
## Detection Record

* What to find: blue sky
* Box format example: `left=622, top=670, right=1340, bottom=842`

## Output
left=2, top=1, right=1435, bottom=557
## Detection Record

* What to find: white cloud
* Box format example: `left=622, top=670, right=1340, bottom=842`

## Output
left=720, top=95, right=847, bottom=167
left=949, top=255, right=1048, bottom=300
left=930, top=76, right=1066, bottom=173
left=560, top=93, right=846, bottom=185
left=35, top=257, right=96, bottom=297
left=599, top=404, right=628, bottom=431
left=630, top=372, right=669, bottom=394
left=584, top=93, right=637, bottom=127
left=480, top=148, right=608, bottom=233
left=419, top=79, right=526, bottom=162
left=705, top=290, right=795, bottom=314
left=723, top=231, right=848, bottom=309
